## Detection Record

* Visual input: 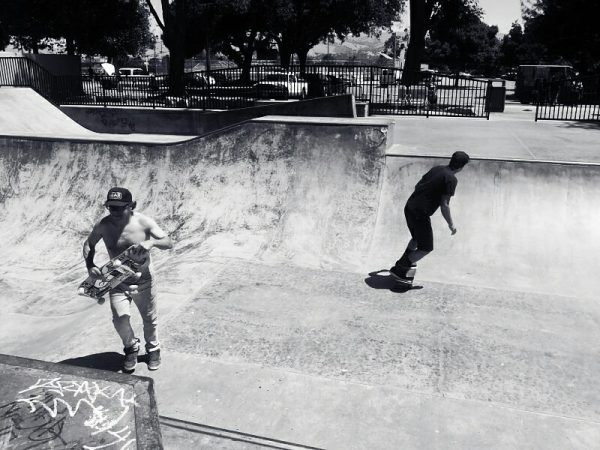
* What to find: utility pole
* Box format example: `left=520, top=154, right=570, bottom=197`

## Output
left=392, top=32, right=397, bottom=68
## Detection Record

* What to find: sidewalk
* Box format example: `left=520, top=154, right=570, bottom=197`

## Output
left=380, top=101, right=600, bottom=164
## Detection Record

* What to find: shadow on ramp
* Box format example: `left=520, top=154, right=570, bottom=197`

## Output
left=60, top=351, right=124, bottom=372
left=365, top=270, right=423, bottom=293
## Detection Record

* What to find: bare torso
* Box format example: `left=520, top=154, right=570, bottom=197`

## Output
left=99, top=212, right=154, bottom=278
left=101, top=213, right=149, bottom=257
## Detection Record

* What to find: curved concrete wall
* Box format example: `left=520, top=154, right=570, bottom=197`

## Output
left=60, top=94, right=357, bottom=136
left=0, top=119, right=391, bottom=315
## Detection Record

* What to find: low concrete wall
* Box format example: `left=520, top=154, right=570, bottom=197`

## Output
left=60, top=94, right=357, bottom=136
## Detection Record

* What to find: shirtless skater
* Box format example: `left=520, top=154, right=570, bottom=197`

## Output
left=390, top=151, right=470, bottom=282
left=83, top=187, right=173, bottom=371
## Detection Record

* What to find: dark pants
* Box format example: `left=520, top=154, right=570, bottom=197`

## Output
left=404, top=205, right=434, bottom=252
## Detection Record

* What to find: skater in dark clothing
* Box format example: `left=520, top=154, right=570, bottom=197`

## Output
left=390, top=151, right=470, bottom=281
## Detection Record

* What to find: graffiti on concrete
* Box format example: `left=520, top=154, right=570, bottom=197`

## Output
left=0, top=377, right=136, bottom=449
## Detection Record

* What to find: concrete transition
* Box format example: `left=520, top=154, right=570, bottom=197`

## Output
left=0, top=353, right=162, bottom=449
left=1, top=89, right=599, bottom=449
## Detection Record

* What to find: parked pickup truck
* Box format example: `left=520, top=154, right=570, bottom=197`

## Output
left=255, top=72, right=308, bottom=99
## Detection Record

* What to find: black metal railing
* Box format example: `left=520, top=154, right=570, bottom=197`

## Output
left=535, top=74, right=600, bottom=122
left=1, top=57, right=492, bottom=118
left=0, top=56, right=58, bottom=102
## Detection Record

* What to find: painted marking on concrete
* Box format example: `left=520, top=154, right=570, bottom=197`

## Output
left=0, top=354, right=162, bottom=449
left=509, top=128, right=537, bottom=159
left=16, top=377, right=137, bottom=449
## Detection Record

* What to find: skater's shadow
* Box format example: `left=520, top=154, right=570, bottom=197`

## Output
left=365, top=270, right=416, bottom=293
left=60, top=352, right=124, bottom=372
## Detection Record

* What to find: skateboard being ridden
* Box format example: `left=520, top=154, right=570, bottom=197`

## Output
left=389, top=151, right=470, bottom=288
left=78, top=245, right=149, bottom=303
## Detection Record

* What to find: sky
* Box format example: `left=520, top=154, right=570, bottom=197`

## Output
left=478, top=0, right=523, bottom=33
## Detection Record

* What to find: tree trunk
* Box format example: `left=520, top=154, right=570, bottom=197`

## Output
left=240, top=30, right=257, bottom=83
left=66, top=37, right=76, bottom=56
left=168, top=45, right=186, bottom=97
left=276, top=36, right=293, bottom=70
left=163, top=0, right=187, bottom=97
left=402, top=0, right=436, bottom=86
left=298, top=46, right=310, bottom=75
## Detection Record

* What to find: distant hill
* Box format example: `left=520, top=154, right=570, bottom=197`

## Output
left=308, top=29, right=395, bottom=60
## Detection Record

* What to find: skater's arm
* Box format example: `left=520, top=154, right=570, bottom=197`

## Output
left=83, top=225, right=103, bottom=277
left=138, top=215, right=173, bottom=251
left=440, top=195, right=457, bottom=235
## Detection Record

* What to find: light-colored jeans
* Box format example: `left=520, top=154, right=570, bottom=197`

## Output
left=109, top=277, right=159, bottom=349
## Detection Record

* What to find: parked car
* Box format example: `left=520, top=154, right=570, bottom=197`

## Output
left=303, top=73, right=348, bottom=97
left=186, top=72, right=216, bottom=88
left=380, top=68, right=401, bottom=87
left=118, top=67, right=146, bottom=77
left=255, top=72, right=308, bottom=99
left=255, top=83, right=289, bottom=100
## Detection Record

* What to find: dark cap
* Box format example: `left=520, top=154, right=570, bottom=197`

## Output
left=105, top=187, right=133, bottom=206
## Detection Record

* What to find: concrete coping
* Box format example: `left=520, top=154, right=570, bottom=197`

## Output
left=62, top=104, right=209, bottom=113
left=386, top=149, right=600, bottom=167
left=252, top=115, right=395, bottom=127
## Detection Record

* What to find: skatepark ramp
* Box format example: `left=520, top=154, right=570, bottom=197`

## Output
left=0, top=117, right=597, bottom=318
left=0, top=117, right=391, bottom=317
left=1, top=114, right=600, bottom=449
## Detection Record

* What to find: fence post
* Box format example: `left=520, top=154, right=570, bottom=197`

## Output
left=369, top=67, right=374, bottom=106
left=486, top=80, right=492, bottom=120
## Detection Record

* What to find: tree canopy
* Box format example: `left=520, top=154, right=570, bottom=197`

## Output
left=524, top=0, right=600, bottom=74
left=2, top=0, right=153, bottom=58
left=424, top=0, right=500, bottom=75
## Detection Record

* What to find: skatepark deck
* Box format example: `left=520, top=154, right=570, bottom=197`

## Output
left=0, top=353, right=161, bottom=449
left=0, top=90, right=599, bottom=449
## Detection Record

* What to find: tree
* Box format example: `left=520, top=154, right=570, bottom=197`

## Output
left=4, top=0, right=56, bottom=53
left=401, top=0, right=438, bottom=84
left=56, top=0, right=154, bottom=60
left=498, top=21, right=548, bottom=70
left=525, top=0, right=600, bottom=74
left=424, top=0, right=500, bottom=76
left=145, top=0, right=191, bottom=96
left=188, top=0, right=261, bottom=82
left=266, top=0, right=403, bottom=72
left=3, top=0, right=153, bottom=58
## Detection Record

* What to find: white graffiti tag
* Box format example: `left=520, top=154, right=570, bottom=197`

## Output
left=16, top=377, right=137, bottom=450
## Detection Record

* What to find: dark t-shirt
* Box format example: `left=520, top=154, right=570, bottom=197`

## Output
left=406, top=165, right=457, bottom=216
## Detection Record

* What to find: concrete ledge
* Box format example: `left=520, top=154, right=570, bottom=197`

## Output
left=60, top=94, right=357, bottom=136
left=0, top=353, right=163, bottom=449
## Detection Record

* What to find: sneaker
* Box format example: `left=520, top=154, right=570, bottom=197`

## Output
left=389, top=265, right=406, bottom=280
left=123, top=338, right=140, bottom=371
left=146, top=344, right=161, bottom=370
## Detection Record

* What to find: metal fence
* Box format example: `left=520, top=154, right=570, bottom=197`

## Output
left=535, top=74, right=600, bottom=122
left=0, top=57, right=59, bottom=100
left=1, top=57, right=492, bottom=118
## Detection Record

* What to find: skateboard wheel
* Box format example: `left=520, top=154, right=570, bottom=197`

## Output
left=113, top=260, right=122, bottom=267
left=135, top=272, right=142, bottom=279
left=78, top=287, right=85, bottom=295
left=97, top=297, right=106, bottom=305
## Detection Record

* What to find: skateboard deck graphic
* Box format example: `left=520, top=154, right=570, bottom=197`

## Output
left=78, top=245, right=149, bottom=302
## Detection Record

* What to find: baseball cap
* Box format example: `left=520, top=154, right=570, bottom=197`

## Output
left=105, top=187, right=133, bottom=206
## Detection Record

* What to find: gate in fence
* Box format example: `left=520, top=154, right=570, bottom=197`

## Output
left=535, top=74, right=600, bottom=122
